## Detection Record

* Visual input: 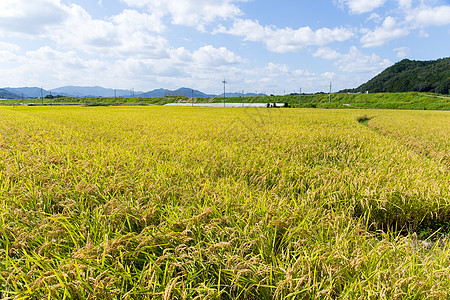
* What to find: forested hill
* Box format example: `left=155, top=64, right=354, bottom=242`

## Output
left=352, top=58, right=450, bottom=95
left=0, top=89, right=19, bottom=99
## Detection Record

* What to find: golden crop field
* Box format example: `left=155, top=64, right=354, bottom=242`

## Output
left=0, top=106, right=449, bottom=299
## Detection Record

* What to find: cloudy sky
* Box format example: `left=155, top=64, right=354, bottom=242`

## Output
left=0, top=0, right=449, bottom=94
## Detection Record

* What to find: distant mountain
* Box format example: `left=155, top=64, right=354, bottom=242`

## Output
left=52, top=86, right=137, bottom=97
left=0, top=88, right=20, bottom=99
left=1, top=85, right=252, bottom=98
left=177, top=87, right=215, bottom=97
left=138, top=88, right=172, bottom=97
left=137, top=87, right=215, bottom=98
left=4, top=87, right=48, bottom=98
left=350, top=57, right=450, bottom=94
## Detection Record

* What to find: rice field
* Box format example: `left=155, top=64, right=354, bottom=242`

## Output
left=0, top=106, right=449, bottom=299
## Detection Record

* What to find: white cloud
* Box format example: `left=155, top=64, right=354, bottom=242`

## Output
left=418, top=29, right=430, bottom=38
left=0, top=0, right=67, bottom=36
left=115, top=45, right=249, bottom=91
left=398, top=0, right=412, bottom=10
left=367, top=13, right=383, bottom=23
left=52, top=5, right=170, bottom=58
left=0, top=42, right=22, bottom=67
left=394, top=47, right=409, bottom=58
left=313, top=48, right=341, bottom=60
left=359, top=2, right=450, bottom=47
left=121, top=0, right=248, bottom=30
left=265, top=63, right=290, bottom=75
left=0, top=0, right=170, bottom=58
left=314, top=46, right=392, bottom=73
left=60, top=5, right=117, bottom=47
left=361, top=16, right=409, bottom=47
left=25, top=47, right=108, bottom=73
left=0, top=0, right=447, bottom=94
left=111, top=9, right=166, bottom=34
left=192, top=45, right=246, bottom=66
left=0, top=46, right=111, bottom=88
left=216, top=19, right=354, bottom=53
left=223, top=63, right=343, bottom=94
left=406, top=5, right=450, bottom=26
left=0, top=43, right=248, bottom=91
left=0, top=40, right=338, bottom=94
left=336, top=0, right=387, bottom=14
left=0, top=42, right=21, bottom=52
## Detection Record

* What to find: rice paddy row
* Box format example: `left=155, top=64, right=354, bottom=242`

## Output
left=0, top=106, right=449, bottom=299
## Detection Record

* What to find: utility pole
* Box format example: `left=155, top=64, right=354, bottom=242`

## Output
left=222, top=79, right=227, bottom=107
left=114, top=89, right=117, bottom=106
left=40, top=87, right=43, bottom=105
left=299, top=87, right=302, bottom=108
left=192, top=89, right=194, bottom=107
left=242, top=90, right=244, bottom=107
left=329, top=82, right=332, bottom=103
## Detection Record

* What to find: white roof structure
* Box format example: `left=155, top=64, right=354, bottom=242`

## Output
left=165, top=103, right=286, bottom=107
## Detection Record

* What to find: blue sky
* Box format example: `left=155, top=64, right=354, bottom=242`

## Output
left=0, top=0, right=449, bottom=94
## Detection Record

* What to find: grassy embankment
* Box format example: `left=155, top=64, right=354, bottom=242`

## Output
left=0, top=107, right=449, bottom=298
left=2, top=92, right=449, bottom=110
